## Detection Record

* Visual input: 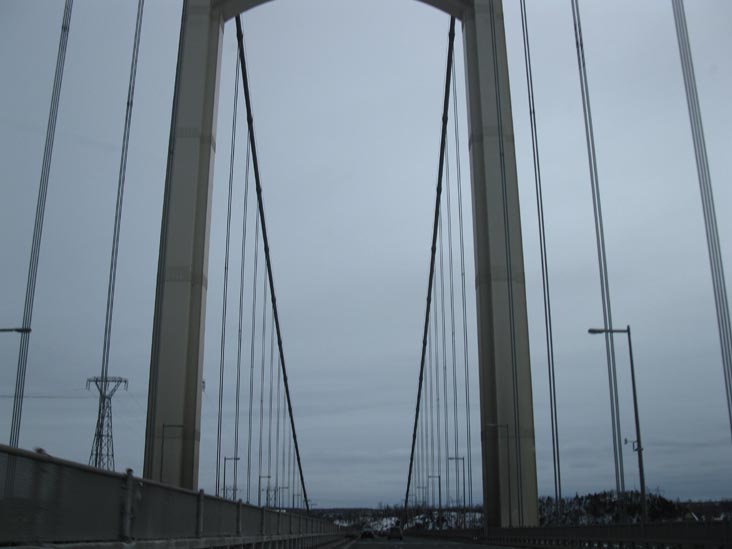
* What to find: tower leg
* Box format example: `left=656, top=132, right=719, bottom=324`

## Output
left=143, top=0, right=224, bottom=489
left=462, top=0, right=538, bottom=527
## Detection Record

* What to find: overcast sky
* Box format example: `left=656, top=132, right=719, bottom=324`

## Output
left=1, top=0, right=731, bottom=508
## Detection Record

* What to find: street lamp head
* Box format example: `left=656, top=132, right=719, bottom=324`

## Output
left=588, top=328, right=606, bottom=335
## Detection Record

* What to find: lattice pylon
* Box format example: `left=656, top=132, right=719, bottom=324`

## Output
left=87, top=376, right=127, bottom=471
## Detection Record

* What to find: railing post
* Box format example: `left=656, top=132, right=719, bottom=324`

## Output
left=237, top=499, right=242, bottom=536
left=196, top=489, right=204, bottom=537
left=120, top=468, right=135, bottom=541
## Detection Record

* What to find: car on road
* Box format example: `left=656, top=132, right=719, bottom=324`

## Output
left=360, top=528, right=375, bottom=539
left=386, top=526, right=403, bottom=540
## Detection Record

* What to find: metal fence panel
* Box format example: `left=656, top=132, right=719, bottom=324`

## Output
left=131, top=481, right=198, bottom=539
left=1, top=451, right=123, bottom=543
left=202, top=495, right=237, bottom=536
left=0, top=446, right=338, bottom=545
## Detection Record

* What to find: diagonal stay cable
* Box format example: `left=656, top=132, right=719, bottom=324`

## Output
left=235, top=15, right=309, bottom=511
left=404, top=16, right=456, bottom=513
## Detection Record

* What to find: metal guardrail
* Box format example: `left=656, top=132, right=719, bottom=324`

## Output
left=0, top=444, right=340, bottom=547
left=410, top=523, right=731, bottom=548
left=485, top=523, right=732, bottom=548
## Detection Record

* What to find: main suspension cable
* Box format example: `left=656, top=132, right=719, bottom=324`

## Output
left=404, top=15, right=456, bottom=513
left=235, top=15, right=310, bottom=511
left=10, top=0, right=73, bottom=448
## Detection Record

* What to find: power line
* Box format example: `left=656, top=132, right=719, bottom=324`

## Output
left=404, top=15, right=456, bottom=513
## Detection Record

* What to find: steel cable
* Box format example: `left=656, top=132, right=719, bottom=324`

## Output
left=404, top=16, right=456, bottom=512
left=266, top=309, right=275, bottom=505
left=519, top=0, right=562, bottom=510
left=246, top=214, right=260, bottom=503
left=235, top=16, right=310, bottom=510
left=450, top=56, right=474, bottom=509
left=445, top=144, right=461, bottom=510
left=10, top=0, right=73, bottom=448
left=216, top=46, right=238, bottom=498
left=233, top=108, right=251, bottom=501
left=570, top=0, right=624, bottom=494
left=90, top=0, right=144, bottom=469
left=438, top=200, right=450, bottom=505
left=672, top=0, right=732, bottom=439
left=257, top=276, right=269, bottom=506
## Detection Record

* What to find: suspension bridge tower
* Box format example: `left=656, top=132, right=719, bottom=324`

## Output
left=144, top=0, right=538, bottom=527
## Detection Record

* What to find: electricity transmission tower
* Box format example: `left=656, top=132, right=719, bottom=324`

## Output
left=87, top=376, right=128, bottom=471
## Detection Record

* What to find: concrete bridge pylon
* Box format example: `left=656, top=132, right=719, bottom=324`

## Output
left=143, top=0, right=538, bottom=527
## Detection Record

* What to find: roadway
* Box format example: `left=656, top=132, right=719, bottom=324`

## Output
left=348, top=536, right=499, bottom=548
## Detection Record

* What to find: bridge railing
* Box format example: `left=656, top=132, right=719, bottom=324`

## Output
left=0, top=444, right=339, bottom=545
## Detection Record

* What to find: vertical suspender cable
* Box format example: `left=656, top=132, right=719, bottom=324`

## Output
left=428, top=318, right=435, bottom=506
left=246, top=214, right=260, bottom=503
left=570, top=0, right=625, bottom=494
left=233, top=128, right=251, bottom=501
left=235, top=16, right=310, bottom=510
left=216, top=49, right=239, bottom=498
left=274, top=340, right=282, bottom=506
left=89, top=0, right=144, bottom=468
left=519, top=0, right=562, bottom=509
left=438, top=202, right=449, bottom=504
left=434, top=269, right=443, bottom=509
left=257, top=276, right=269, bottom=506
left=266, top=310, right=275, bottom=504
left=451, top=58, right=474, bottom=509
left=445, top=144, right=461, bottom=510
left=672, top=0, right=732, bottom=439
left=10, top=0, right=73, bottom=448
left=404, top=16, right=456, bottom=513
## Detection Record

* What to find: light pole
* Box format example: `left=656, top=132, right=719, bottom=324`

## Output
left=588, top=325, right=647, bottom=524
left=275, top=486, right=289, bottom=509
left=448, top=456, right=466, bottom=527
left=160, top=424, right=184, bottom=484
left=486, top=423, right=512, bottom=527
left=223, top=457, right=239, bottom=499
left=416, top=485, right=427, bottom=507
left=258, top=475, right=270, bottom=507
left=0, top=327, right=31, bottom=333
left=428, top=474, right=442, bottom=513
